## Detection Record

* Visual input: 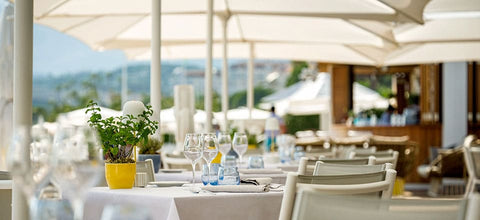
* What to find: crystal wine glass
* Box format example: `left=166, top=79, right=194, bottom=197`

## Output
left=232, top=132, right=248, bottom=166
left=201, top=133, right=218, bottom=185
left=217, top=132, right=232, bottom=163
left=7, top=125, right=53, bottom=220
left=52, top=125, right=103, bottom=220
left=183, top=133, right=203, bottom=184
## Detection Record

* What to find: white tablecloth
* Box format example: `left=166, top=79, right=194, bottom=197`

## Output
left=84, top=187, right=283, bottom=220
left=155, top=171, right=288, bottom=184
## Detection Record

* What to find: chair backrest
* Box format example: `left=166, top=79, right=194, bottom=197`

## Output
left=464, top=135, right=480, bottom=178
left=333, top=146, right=376, bottom=159
left=330, top=136, right=370, bottom=148
left=352, top=147, right=377, bottom=154
left=279, top=170, right=397, bottom=220
left=298, top=157, right=318, bottom=175
left=136, top=159, right=155, bottom=183
left=291, top=192, right=468, bottom=220
left=161, top=151, right=193, bottom=170
left=350, top=150, right=399, bottom=169
left=463, top=135, right=480, bottom=196
left=318, top=157, right=375, bottom=165
left=298, top=157, right=378, bottom=175
left=313, top=162, right=392, bottom=175
left=370, top=135, right=409, bottom=144
left=305, top=147, right=335, bottom=158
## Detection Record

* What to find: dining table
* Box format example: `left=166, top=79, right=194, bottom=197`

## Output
left=154, top=171, right=288, bottom=184
left=84, top=186, right=283, bottom=220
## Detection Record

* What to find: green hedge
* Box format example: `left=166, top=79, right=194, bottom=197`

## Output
left=284, top=114, right=320, bottom=135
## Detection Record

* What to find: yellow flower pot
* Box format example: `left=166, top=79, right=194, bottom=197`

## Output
left=105, top=163, right=136, bottom=189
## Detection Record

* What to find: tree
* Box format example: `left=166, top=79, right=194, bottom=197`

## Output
left=195, top=92, right=221, bottom=112
left=285, top=61, right=308, bottom=87
left=229, top=86, right=275, bottom=109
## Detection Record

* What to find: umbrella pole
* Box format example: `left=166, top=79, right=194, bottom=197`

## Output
left=221, top=14, right=231, bottom=132
left=247, top=43, right=255, bottom=120
left=121, top=63, right=128, bottom=106
left=151, top=0, right=162, bottom=138
left=205, top=0, right=214, bottom=132
left=13, top=0, right=33, bottom=219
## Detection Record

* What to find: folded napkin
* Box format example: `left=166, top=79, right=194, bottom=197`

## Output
left=241, top=177, right=272, bottom=186
left=238, top=168, right=284, bottom=174
left=200, top=185, right=270, bottom=193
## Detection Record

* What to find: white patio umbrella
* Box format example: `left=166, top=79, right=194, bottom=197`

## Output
left=58, top=106, right=122, bottom=126
left=215, top=106, right=271, bottom=120
left=33, top=0, right=430, bottom=133
left=382, top=0, right=480, bottom=65
left=259, top=73, right=389, bottom=116
left=159, top=107, right=213, bottom=133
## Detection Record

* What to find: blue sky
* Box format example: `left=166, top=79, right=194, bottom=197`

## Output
left=33, top=24, right=128, bottom=75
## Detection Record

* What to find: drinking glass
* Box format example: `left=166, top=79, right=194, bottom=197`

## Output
left=201, top=163, right=219, bottom=185
left=7, top=125, right=53, bottom=220
left=183, top=133, right=203, bottom=184
left=52, top=125, right=104, bottom=220
left=201, top=133, right=218, bottom=185
left=232, top=132, right=248, bottom=165
left=217, top=132, right=232, bottom=163
left=248, top=156, right=264, bottom=169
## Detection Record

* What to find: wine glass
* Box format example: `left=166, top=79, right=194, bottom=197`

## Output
left=201, top=133, right=218, bottom=185
left=183, top=133, right=203, bottom=184
left=52, top=125, right=103, bottom=220
left=217, top=132, right=232, bottom=163
left=7, top=125, right=53, bottom=220
left=232, top=133, right=248, bottom=166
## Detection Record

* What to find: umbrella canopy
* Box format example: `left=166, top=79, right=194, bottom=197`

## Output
left=259, top=73, right=388, bottom=115
left=58, top=106, right=122, bottom=126
left=33, top=0, right=430, bottom=66
left=214, top=106, right=271, bottom=120
left=31, top=0, right=480, bottom=66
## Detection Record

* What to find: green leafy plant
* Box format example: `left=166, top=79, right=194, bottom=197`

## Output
left=138, top=138, right=163, bottom=155
left=247, top=134, right=257, bottom=146
left=86, top=101, right=158, bottom=163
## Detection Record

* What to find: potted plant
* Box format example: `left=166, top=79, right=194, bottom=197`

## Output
left=247, top=133, right=257, bottom=149
left=138, top=138, right=162, bottom=173
left=86, top=101, right=158, bottom=189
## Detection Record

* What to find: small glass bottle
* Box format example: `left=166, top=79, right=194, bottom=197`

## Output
left=218, top=156, right=240, bottom=185
left=293, top=146, right=306, bottom=161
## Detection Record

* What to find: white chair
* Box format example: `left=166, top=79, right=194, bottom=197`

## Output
left=298, top=157, right=376, bottom=175
left=332, top=146, right=376, bottom=159
left=160, top=151, right=192, bottom=170
left=136, top=159, right=155, bottom=183
left=463, top=135, right=480, bottom=197
left=291, top=192, right=470, bottom=220
left=279, top=169, right=397, bottom=220
left=350, top=150, right=399, bottom=169
left=313, top=162, right=393, bottom=175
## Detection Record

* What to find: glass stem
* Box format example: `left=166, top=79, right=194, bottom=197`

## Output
left=207, top=162, right=212, bottom=180
left=28, top=197, right=39, bottom=220
left=72, top=197, right=84, bottom=220
left=192, top=163, right=196, bottom=184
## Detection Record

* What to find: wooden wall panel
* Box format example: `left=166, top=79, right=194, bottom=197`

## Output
left=419, top=64, right=441, bottom=124
left=468, top=62, right=480, bottom=125
left=331, top=65, right=352, bottom=123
